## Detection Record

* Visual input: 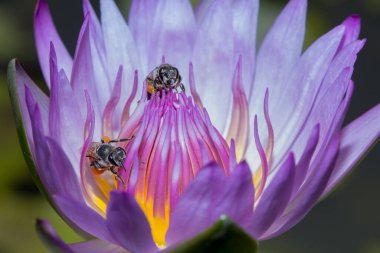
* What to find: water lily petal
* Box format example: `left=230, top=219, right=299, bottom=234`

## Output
left=290, top=67, right=352, bottom=160
left=128, top=0, right=158, bottom=74
left=167, top=162, right=254, bottom=246
left=232, top=0, right=259, bottom=95
left=37, top=219, right=127, bottom=253
left=100, top=0, right=141, bottom=111
left=249, top=153, right=295, bottom=238
left=71, top=240, right=129, bottom=253
left=106, top=191, right=157, bottom=253
left=340, top=14, right=361, bottom=50
left=36, top=219, right=74, bottom=253
left=166, top=163, right=225, bottom=246
left=49, top=44, right=85, bottom=171
left=87, top=8, right=113, bottom=107
left=264, top=135, right=340, bottom=239
left=8, top=60, right=49, bottom=151
left=251, top=0, right=306, bottom=119
left=148, top=0, right=196, bottom=83
left=292, top=124, right=320, bottom=195
left=246, top=0, right=307, bottom=169
left=211, top=161, right=255, bottom=227
left=53, top=195, right=115, bottom=243
left=192, top=0, right=234, bottom=132
left=270, top=25, right=345, bottom=168
left=34, top=0, right=72, bottom=87
left=324, top=103, right=380, bottom=195
left=71, top=17, right=103, bottom=135
left=28, top=101, right=82, bottom=202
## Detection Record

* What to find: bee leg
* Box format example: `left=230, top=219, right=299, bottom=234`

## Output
left=179, top=83, right=185, bottom=93
left=110, top=166, right=125, bottom=184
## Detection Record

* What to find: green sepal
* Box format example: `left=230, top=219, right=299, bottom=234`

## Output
left=165, top=216, right=258, bottom=253
left=7, top=59, right=94, bottom=241
left=6, top=59, right=50, bottom=201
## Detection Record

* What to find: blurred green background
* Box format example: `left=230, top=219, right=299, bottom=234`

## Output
left=0, top=0, right=379, bottom=252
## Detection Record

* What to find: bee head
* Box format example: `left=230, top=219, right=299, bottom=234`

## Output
left=108, top=147, right=127, bottom=167
left=158, top=64, right=180, bottom=88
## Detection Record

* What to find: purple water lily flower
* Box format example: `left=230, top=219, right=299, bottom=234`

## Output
left=7, top=0, right=380, bottom=252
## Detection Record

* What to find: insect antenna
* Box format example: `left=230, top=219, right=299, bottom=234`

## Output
left=108, top=136, right=135, bottom=143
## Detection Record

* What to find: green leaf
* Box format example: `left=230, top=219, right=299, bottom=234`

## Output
left=166, top=216, right=258, bottom=253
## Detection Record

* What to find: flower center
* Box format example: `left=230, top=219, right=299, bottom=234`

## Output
left=81, top=91, right=232, bottom=246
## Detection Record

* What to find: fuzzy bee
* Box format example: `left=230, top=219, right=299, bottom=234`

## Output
left=86, top=136, right=134, bottom=184
left=145, top=63, right=185, bottom=99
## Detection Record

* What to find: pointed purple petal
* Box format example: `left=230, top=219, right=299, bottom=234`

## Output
left=192, top=0, right=234, bottom=132
left=37, top=220, right=126, bottom=253
left=246, top=0, right=307, bottom=169
left=251, top=0, right=306, bottom=112
left=71, top=240, right=129, bottom=253
left=71, top=17, right=103, bottom=136
left=264, top=136, right=340, bottom=239
left=128, top=0, right=158, bottom=73
left=292, top=124, right=320, bottom=195
left=100, top=0, right=141, bottom=104
left=339, top=14, right=361, bottom=50
left=270, top=25, right=345, bottom=168
left=324, top=104, right=380, bottom=195
left=34, top=0, right=72, bottom=87
left=290, top=67, right=352, bottom=160
left=148, top=0, right=196, bottom=83
left=166, top=163, right=225, bottom=246
left=106, top=191, right=157, bottom=253
left=53, top=195, right=115, bottom=244
left=11, top=61, right=49, bottom=153
left=211, top=161, right=255, bottom=228
left=49, top=44, right=85, bottom=171
left=36, top=219, right=74, bottom=253
left=232, top=0, right=259, bottom=95
left=248, top=154, right=295, bottom=238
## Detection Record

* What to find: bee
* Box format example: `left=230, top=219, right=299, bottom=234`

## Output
left=86, top=136, right=134, bottom=184
left=145, top=64, right=185, bottom=99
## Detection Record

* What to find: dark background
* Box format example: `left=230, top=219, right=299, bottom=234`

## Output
left=0, top=0, right=379, bottom=252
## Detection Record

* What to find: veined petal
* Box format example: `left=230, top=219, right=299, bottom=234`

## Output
left=28, top=102, right=82, bottom=202
left=37, top=220, right=128, bottom=253
left=53, top=195, right=115, bottom=244
left=232, top=0, right=259, bottom=95
left=167, top=162, right=255, bottom=246
left=290, top=68, right=352, bottom=160
left=71, top=17, right=102, bottom=137
left=148, top=0, right=196, bottom=83
left=49, top=44, right=85, bottom=172
left=264, top=135, right=340, bottom=239
left=36, top=219, right=74, bottom=253
left=34, top=0, right=72, bottom=87
left=250, top=0, right=306, bottom=124
left=100, top=0, right=141, bottom=114
left=270, top=25, right=345, bottom=168
left=128, top=0, right=158, bottom=74
left=324, top=103, right=380, bottom=195
left=166, top=163, right=225, bottom=246
left=211, top=161, right=255, bottom=228
left=71, top=240, right=129, bottom=253
left=106, top=191, right=157, bottom=253
left=192, top=0, right=234, bottom=132
left=8, top=60, right=49, bottom=152
left=339, top=14, right=361, bottom=50
left=249, top=154, right=295, bottom=238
